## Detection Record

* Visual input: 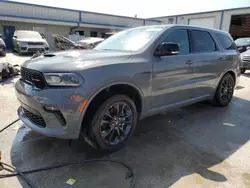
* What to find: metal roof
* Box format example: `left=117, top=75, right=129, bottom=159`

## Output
left=3, top=0, right=161, bottom=22
left=150, top=6, right=250, bottom=19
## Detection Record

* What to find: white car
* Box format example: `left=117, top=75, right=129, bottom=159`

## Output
left=13, top=30, right=49, bottom=54
left=78, top=37, right=104, bottom=48
left=0, top=34, right=6, bottom=56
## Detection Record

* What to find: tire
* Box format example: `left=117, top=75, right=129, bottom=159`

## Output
left=17, top=45, right=22, bottom=55
left=241, top=68, right=246, bottom=74
left=87, top=94, right=137, bottom=152
left=212, top=73, right=235, bottom=106
left=1, top=50, right=6, bottom=57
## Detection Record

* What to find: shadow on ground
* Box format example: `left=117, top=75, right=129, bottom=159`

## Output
left=11, top=52, right=34, bottom=57
left=0, top=76, right=20, bottom=86
left=9, top=96, right=250, bottom=188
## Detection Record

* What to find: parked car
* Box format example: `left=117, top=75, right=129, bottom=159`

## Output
left=78, top=37, right=104, bottom=49
left=15, top=25, right=241, bottom=152
left=13, top=30, right=49, bottom=54
left=235, top=37, right=250, bottom=53
left=239, top=49, right=250, bottom=73
left=0, top=34, right=6, bottom=56
left=53, top=35, right=102, bottom=51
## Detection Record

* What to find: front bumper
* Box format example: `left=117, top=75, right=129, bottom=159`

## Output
left=15, top=79, right=88, bottom=139
left=241, top=60, right=250, bottom=69
left=19, top=45, right=49, bottom=53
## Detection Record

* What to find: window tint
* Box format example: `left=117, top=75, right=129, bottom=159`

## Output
left=162, top=29, right=189, bottom=55
left=216, top=33, right=236, bottom=50
left=191, top=30, right=216, bottom=53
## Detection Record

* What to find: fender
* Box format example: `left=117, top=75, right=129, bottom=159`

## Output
left=76, top=81, right=145, bottom=137
left=212, top=69, right=238, bottom=97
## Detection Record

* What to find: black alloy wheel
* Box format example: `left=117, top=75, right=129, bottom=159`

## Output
left=213, top=73, right=235, bottom=106
left=100, top=102, right=133, bottom=146
left=88, top=94, right=137, bottom=152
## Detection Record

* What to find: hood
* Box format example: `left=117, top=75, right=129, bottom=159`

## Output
left=22, top=50, right=132, bottom=72
left=237, top=45, right=250, bottom=53
left=17, top=38, right=47, bottom=43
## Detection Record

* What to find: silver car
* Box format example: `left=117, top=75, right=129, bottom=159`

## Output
left=0, top=34, right=6, bottom=56
left=15, top=25, right=241, bottom=152
left=13, top=30, right=49, bottom=54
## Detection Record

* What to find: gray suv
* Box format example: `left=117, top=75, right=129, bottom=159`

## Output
left=15, top=25, right=241, bottom=152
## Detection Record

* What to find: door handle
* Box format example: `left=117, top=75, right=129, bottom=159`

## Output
left=186, top=60, right=193, bottom=65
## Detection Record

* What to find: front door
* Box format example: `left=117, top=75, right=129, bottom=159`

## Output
left=3, top=26, right=15, bottom=50
left=152, top=28, right=196, bottom=109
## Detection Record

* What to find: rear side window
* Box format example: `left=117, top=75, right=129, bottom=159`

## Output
left=215, top=33, right=237, bottom=50
left=190, top=30, right=216, bottom=53
left=161, top=29, right=190, bottom=55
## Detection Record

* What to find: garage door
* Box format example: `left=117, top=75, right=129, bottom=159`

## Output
left=188, top=17, right=215, bottom=28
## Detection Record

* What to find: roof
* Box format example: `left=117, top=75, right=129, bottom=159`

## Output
left=150, top=6, right=250, bottom=19
left=2, top=0, right=160, bottom=22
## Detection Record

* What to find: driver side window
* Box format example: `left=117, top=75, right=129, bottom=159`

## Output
left=161, top=29, right=190, bottom=55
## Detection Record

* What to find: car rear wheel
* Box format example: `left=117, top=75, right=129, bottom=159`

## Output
left=213, top=73, right=235, bottom=106
left=241, top=68, right=246, bottom=74
left=87, top=94, right=137, bottom=152
left=0, top=50, right=6, bottom=57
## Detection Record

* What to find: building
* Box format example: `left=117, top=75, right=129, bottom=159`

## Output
left=1, top=1, right=250, bottom=51
left=151, top=7, right=250, bottom=40
left=0, top=0, right=161, bottom=50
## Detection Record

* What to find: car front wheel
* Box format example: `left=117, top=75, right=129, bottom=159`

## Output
left=213, top=73, right=235, bottom=106
left=87, top=94, right=137, bottom=152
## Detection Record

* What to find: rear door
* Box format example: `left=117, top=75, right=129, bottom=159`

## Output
left=188, top=29, right=224, bottom=98
left=214, top=33, right=239, bottom=70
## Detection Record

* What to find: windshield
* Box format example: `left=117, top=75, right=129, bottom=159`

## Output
left=235, top=38, right=250, bottom=46
left=95, top=26, right=165, bottom=51
left=16, top=31, right=42, bottom=39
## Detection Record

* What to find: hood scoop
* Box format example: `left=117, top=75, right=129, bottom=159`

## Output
left=44, top=53, right=56, bottom=57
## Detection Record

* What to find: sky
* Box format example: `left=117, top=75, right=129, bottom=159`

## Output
left=8, top=0, right=250, bottom=18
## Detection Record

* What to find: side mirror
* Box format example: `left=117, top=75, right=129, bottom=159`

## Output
left=155, top=42, right=179, bottom=57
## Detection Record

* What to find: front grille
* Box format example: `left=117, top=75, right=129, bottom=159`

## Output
left=242, top=56, right=250, bottom=62
left=23, top=108, right=46, bottom=127
left=28, top=42, right=44, bottom=45
left=21, top=67, right=46, bottom=89
left=28, top=48, right=44, bottom=52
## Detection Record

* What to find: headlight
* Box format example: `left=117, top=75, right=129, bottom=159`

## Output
left=43, top=73, right=84, bottom=86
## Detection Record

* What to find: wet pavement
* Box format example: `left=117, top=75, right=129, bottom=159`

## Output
left=1, top=53, right=250, bottom=188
